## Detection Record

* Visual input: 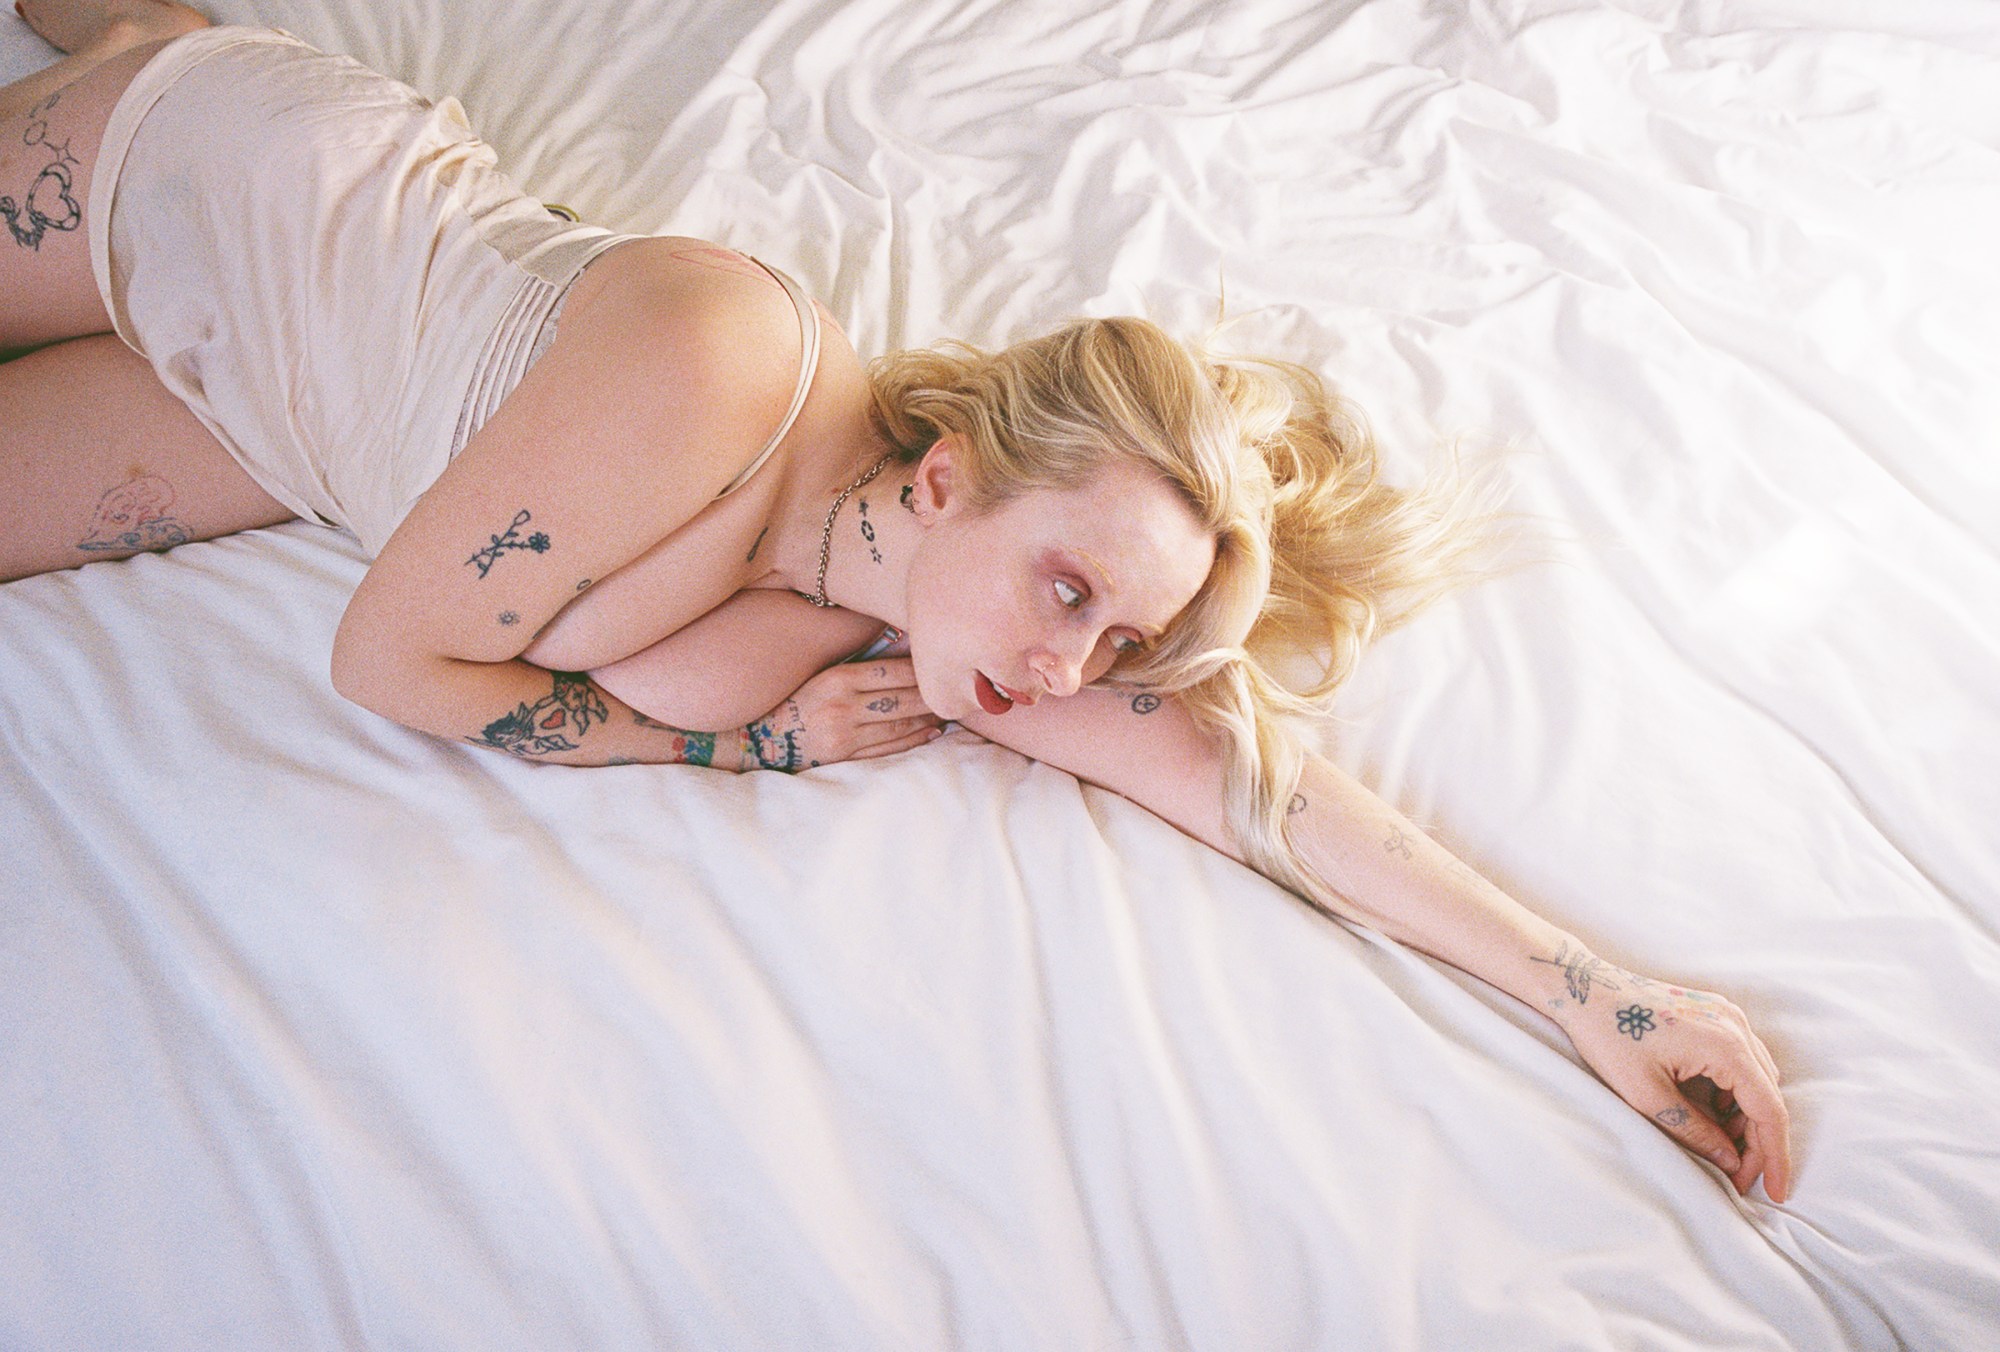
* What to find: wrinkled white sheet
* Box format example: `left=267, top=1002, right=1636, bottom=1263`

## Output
left=4, top=1, right=1998, bottom=1348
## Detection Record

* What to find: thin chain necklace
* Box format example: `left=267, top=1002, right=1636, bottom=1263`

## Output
left=803, top=451, right=897, bottom=608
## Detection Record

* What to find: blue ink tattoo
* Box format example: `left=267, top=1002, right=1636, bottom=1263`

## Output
left=466, top=510, right=551, bottom=579
left=1617, top=1006, right=1657, bottom=1040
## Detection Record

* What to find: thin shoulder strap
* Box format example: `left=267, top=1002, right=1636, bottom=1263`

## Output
left=715, top=257, right=824, bottom=499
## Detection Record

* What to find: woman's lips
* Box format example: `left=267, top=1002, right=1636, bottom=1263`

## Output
left=974, top=671, right=1014, bottom=715
left=974, top=671, right=1036, bottom=715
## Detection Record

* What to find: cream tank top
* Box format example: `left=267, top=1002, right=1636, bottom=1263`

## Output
left=89, top=25, right=824, bottom=555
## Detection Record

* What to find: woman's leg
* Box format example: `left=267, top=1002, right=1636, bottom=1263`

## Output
left=0, top=3, right=290, bottom=583
left=2, top=2, right=209, bottom=347
left=0, top=333, right=293, bottom=581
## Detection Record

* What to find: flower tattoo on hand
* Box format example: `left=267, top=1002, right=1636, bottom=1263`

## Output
left=1616, top=1005, right=1657, bottom=1041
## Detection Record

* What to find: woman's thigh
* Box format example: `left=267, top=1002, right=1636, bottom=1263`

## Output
left=0, top=334, right=292, bottom=582
left=0, top=39, right=175, bottom=349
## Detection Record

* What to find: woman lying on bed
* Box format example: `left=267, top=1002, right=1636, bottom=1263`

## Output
left=2, top=1, right=1792, bottom=1204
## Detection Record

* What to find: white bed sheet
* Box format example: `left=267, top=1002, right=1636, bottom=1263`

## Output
left=4, top=1, right=1998, bottom=1348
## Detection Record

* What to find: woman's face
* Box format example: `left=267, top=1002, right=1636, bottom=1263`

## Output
left=904, top=442, right=1217, bottom=721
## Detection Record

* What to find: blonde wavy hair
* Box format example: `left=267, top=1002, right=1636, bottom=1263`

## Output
left=868, top=316, right=1518, bottom=904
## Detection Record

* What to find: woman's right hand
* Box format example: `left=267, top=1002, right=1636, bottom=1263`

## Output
left=742, top=657, right=944, bottom=771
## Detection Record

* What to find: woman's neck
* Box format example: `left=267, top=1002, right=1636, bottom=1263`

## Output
left=753, top=439, right=921, bottom=629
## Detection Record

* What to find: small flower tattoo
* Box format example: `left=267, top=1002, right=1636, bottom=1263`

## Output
left=1616, top=1005, right=1657, bottom=1040
left=466, top=509, right=552, bottom=578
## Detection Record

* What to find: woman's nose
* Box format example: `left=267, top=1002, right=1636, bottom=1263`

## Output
left=1030, top=642, right=1087, bottom=698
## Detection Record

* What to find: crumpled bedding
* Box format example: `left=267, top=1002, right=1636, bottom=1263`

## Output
left=3, top=1, right=1996, bottom=1348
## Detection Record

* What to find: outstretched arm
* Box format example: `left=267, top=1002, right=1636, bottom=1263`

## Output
left=955, top=684, right=1793, bottom=1204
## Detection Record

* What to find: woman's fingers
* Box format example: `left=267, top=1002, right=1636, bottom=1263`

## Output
left=832, top=658, right=935, bottom=723
left=844, top=656, right=922, bottom=692
left=1747, top=1027, right=1783, bottom=1092
left=1651, top=1088, right=1745, bottom=1179
left=1719, top=1062, right=1793, bottom=1203
left=848, top=723, right=945, bottom=759
left=855, top=689, right=935, bottom=724
left=865, top=713, right=941, bottom=742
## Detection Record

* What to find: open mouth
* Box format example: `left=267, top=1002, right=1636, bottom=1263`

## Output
left=973, top=671, right=1032, bottom=715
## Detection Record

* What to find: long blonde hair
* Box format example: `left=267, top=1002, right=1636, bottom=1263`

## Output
left=869, top=316, right=1516, bottom=902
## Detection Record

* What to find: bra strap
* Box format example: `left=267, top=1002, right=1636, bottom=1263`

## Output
left=716, top=257, right=824, bottom=498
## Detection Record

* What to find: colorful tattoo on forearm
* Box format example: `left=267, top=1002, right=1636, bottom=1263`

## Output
left=632, top=711, right=720, bottom=767
left=469, top=670, right=608, bottom=757
left=746, top=700, right=806, bottom=772
left=466, top=509, right=551, bottom=578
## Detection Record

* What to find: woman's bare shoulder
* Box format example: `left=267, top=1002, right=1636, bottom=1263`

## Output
left=567, top=235, right=798, bottom=319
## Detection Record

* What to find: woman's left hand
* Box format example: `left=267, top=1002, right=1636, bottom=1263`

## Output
left=1555, top=965, right=1793, bottom=1203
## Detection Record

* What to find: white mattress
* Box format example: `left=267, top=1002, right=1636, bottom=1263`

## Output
left=4, top=1, right=1997, bottom=1348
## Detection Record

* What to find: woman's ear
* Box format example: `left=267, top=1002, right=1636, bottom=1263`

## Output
left=911, top=436, right=958, bottom=520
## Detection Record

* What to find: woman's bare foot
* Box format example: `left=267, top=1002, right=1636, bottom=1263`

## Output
left=17, top=0, right=209, bottom=58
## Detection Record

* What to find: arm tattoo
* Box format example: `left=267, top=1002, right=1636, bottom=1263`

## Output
left=466, top=509, right=551, bottom=578
left=468, top=671, right=607, bottom=757
left=1286, top=793, right=1307, bottom=815
left=631, top=711, right=720, bottom=767
left=746, top=698, right=807, bottom=771
left=1383, top=826, right=1414, bottom=859
left=1529, top=940, right=1623, bottom=1005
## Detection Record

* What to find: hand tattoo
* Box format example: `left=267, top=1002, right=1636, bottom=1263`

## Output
left=1616, top=1006, right=1657, bottom=1040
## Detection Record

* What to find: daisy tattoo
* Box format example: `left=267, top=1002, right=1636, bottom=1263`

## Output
left=1616, top=1005, right=1657, bottom=1040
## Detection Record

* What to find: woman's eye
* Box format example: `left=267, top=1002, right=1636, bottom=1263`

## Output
left=1112, top=636, right=1140, bottom=654
left=1053, top=579, right=1084, bottom=609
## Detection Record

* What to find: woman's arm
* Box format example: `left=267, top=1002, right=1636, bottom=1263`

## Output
left=332, top=253, right=801, bottom=740
left=954, top=685, right=1793, bottom=1203
left=333, top=652, right=938, bottom=771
